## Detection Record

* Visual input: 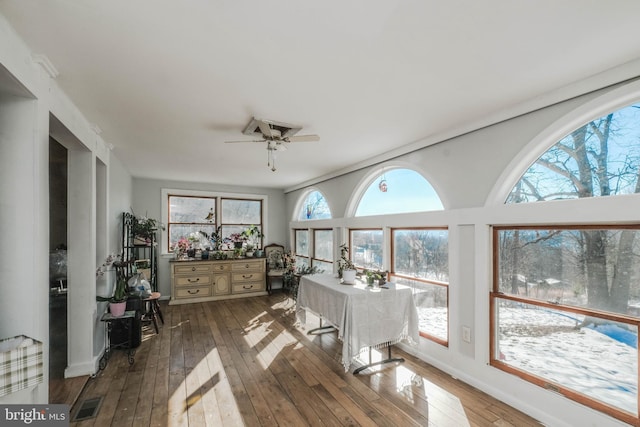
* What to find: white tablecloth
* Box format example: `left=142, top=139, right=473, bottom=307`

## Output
left=296, top=273, right=419, bottom=371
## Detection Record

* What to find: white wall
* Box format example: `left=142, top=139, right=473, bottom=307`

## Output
left=0, top=14, right=131, bottom=402
left=285, top=79, right=640, bottom=427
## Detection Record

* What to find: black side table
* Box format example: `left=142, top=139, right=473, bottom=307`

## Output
left=99, top=310, right=136, bottom=369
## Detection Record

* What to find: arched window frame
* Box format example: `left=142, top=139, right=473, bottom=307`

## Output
left=488, top=80, right=640, bottom=206
left=345, top=161, right=446, bottom=218
left=293, top=188, right=333, bottom=221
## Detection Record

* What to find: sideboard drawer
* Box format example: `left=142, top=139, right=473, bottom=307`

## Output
left=175, top=275, right=211, bottom=287
left=232, top=282, right=265, bottom=294
left=231, top=272, right=264, bottom=283
left=174, top=263, right=211, bottom=274
left=175, top=286, right=212, bottom=299
left=210, top=262, right=230, bottom=272
left=231, top=260, right=264, bottom=272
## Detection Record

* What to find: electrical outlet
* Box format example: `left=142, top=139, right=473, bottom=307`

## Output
left=462, top=326, right=471, bottom=343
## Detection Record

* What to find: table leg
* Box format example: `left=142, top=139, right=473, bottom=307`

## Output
left=307, top=318, right=337, bottom=335
left=353, top=343, right=405, bottom=375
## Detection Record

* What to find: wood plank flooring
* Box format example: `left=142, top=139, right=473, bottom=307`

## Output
left=69, top=294, right=542, bottom=426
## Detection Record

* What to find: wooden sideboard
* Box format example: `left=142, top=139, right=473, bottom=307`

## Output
left=169, top=258, right=266, bottom=305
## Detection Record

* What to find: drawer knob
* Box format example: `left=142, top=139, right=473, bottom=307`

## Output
left=243, top=285, right=253, bottom=289
left=191, top=267, right=196, bottom=271
left=245, top=264, right=250, bottom=268
left=188, top=289, right=200, bottom=294
left=188, top=278, right=200, bottom=283
left=242, top=274, right=253, bottom=279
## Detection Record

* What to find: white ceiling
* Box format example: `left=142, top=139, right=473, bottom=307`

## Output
left=2, top=1, right=640, bottom=190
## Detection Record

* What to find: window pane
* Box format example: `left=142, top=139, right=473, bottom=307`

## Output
left=299, top=190, right=332, bottom=220
left=393, top=229, right=449, bottom=282
left=296, top=256, right=309, bottom=269
left=496, top=298, right=637, bottom=414
left=394, top=276, right=448, bottom=341
left=314, top=229, right=333, bottom=261
left=508, top=104, right=640, bottom=203
left=296, top=230, right=309, bottom=256
left=222, top=199, right=261, bottom=224
left=496, top=227, right=640, bottom=315
left=169, top=196, right=215, bottom=223
left=351, top=229, right=383, bottom=270
left=356, top=168, right=443, bottom=216
left=312, top=259, right=333, bottom=273
left=168, top=196, right=216, bottom=249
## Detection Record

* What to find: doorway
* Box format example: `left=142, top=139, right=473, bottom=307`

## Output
left=49, top=137, right=68, bottom=397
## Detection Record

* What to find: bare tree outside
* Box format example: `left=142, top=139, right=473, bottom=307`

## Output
left=506, top=104, right=640, bottom=313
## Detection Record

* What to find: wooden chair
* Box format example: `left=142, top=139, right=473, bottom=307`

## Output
left=264, top=243, right=285, bottom=295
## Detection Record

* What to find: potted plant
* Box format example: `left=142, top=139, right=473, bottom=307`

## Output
left=130, top=211, right=164, bottom=245
left=338, top=243, right=357, bottom=284
left=364, top=269, right=387, bottom=287
left=241, top=225, right=264, bottom=251
left=96, top=256, right=129, bottom=316
left=97, top=277, right=129, bottom=316
left=245, top=243, right=255, bottom=257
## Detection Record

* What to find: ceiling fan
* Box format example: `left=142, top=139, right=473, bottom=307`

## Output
left=224, top=117, right=320, bottom=171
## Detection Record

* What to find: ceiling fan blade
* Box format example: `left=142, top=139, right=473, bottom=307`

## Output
left=286, top=134, right=320, bottom=142
left=224, top=139, right=266, bottom=144
left=258, top=121, right=275, bottom=138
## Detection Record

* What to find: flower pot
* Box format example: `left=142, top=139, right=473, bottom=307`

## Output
left=109, top=301, right=127, bottom=317
left=342, top=269, right=357, bottom=284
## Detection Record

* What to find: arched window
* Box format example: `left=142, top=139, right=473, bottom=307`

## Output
left=355, top=168, right=443, bottom=217
left=507, top=103, right=640, bottom=203
left=297, top=190, right=331, bottom=220
left=495, top=102, right=640, bottom=424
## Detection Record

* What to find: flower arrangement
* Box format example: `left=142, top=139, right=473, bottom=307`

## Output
left=363, top=269, right=387, bottom=286
left=96, top=253, right=120, bottom=278
left=172, top=237, right=190, bottom=258
left=224, top=232, right=247, bottom=249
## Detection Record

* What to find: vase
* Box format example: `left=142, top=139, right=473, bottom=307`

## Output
left=109, top=301, right=127, bottom=317
left=342, top=269, right=356, bottom=284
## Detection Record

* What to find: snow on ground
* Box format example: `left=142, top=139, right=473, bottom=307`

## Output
left=417, top=306, right=638, bottom=414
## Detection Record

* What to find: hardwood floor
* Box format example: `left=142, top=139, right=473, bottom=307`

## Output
left=69, top=294, right=542, bottom=426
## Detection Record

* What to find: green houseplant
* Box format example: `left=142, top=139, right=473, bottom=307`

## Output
left=337, top=243, right=357, bottom=283
left=97, top=277, right=129, bottom=316
left=130, top=211, right=164, bottom=245
left=96, top=256, right=129, bottom=316
left=241, top=225, right=264, bottom=249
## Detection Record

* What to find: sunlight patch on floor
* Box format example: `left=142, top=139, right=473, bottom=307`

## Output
left=169, top=346, right=243, bottom=426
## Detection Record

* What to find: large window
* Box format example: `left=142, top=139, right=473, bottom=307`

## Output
left=508, top=103, right=640, bottom=203
left=355, top=168, right=443, bottom=216
left=492, top=225, right=640, bottom=424
left=391, top=228, right=449, bottom=344
left=167, top=193, right=264, bottom=251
